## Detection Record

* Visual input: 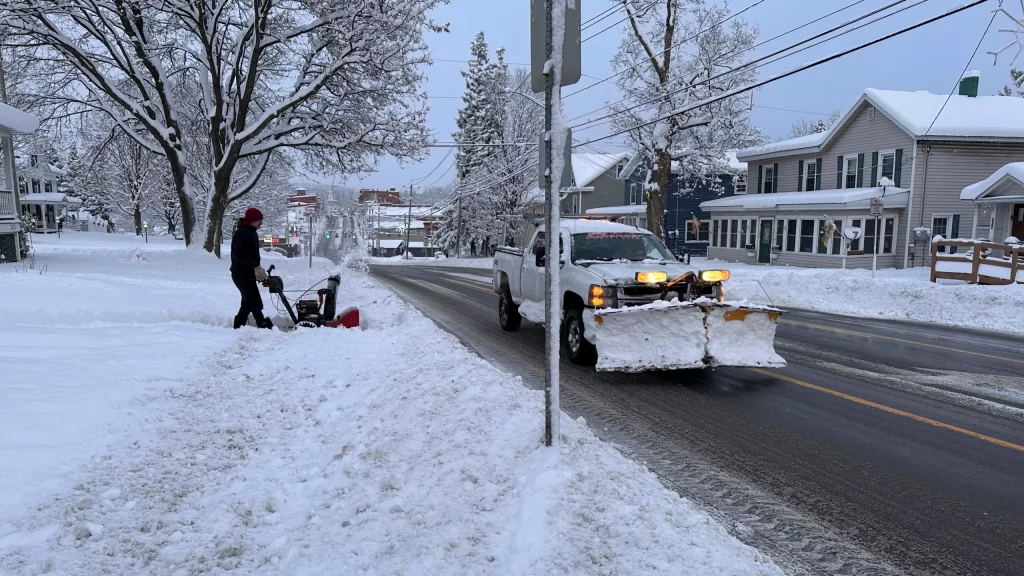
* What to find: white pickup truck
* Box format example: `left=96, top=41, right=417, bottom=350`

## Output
left=492, top=219, right=785, bottom=371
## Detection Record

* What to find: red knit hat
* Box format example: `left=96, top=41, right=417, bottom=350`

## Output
left=242, top=208, right=264, bottom=224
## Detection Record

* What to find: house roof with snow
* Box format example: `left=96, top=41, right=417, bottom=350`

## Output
left=738, top=87, right=1024, bottom=161
left=0, top=102, right=39, bottom=135
left=584, top=204, right=646, bottom=216
left=572, top=153, right=628, bottom=187
left=961, top=162, right=1024, bottom=202
left=20, top=193, right=82, bottom=205
left=700, top=185, right=908, bottom=212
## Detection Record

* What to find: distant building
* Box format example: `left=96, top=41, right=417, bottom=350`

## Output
left=359, top=188, right=402, bottom=205
left=1, top=102, right=41, bottom=262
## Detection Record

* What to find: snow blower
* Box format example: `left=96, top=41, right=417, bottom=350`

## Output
left=262, top=265, right=360, bottom=329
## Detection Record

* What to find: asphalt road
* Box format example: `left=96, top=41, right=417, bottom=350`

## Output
left=370, top=264, right=1024, bottom=576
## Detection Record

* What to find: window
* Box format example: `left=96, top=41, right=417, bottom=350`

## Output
left=864, top=218, right=877, bottom=254
left=686, top=221, right=710, bottom=243
left=884, top=217, right=895, bottom=253
left=762, top=165, right=775, bottom=194
left=718, top=219, right=728, bottom=247
left=19, top=178, right=27, bottom=195
left=786, top=219, right=797, bottom=252
left=31, top=178, right=40, bottom=194
left=878, top=150, right=896, bottom=185
left=44, top=180, right=53, bottom=193
left=571, top=193, right=581, bottom=214
left=739, top=220, right=747, bottom=249
left=629, top=183, right=638, bottom=205
left=729, top=219, right=738, bottom=248
left=805, top=160, right=818, bottom=191
left=30, top=155, right=38, bottom=167
left=616, top=161, right=627, bottom=178
left=850, top=219, right=863, bottom=251
left=748, top=219, right=757, bottom=248
left=844, top=156, right=858, bottom=189
left=775, top=219, right=784, bottom=249
left=831, top=219, right=843, bottom=255
left=799, top=220, right=815, bottom=253
left=735, top=177, right=747, bottom=195
left=712, top=220, right=719, bottom=247
left=932, top=215, right=951, bottom=253
left=816, top=219, right=829, bottom=254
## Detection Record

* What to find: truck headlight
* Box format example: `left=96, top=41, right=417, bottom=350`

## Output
left=699, top=270, right=730, bottom=283
left=636, top=271, right=668, bottom=284
left=589, top=285, right=616, bottom=308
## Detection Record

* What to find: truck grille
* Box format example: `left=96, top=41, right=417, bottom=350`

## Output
left=621, top=285, right=663, bottom=297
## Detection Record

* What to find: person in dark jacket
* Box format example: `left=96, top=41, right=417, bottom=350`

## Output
left=230, top=208, right=273, bottom=329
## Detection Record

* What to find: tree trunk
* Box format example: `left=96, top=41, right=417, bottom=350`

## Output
left=203, top=193, right=229, bottom=257
left=166, top=215, right=176, bottom=235
left=133, top=203, right=143, bottom=235
left=167, top=158, right=195, bottom=246
left=646, top=148, right=671, bottom=240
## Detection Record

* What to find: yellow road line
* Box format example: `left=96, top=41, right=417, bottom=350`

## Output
left=781, top=319, right=1024, bottom=366
left=748, top=368, right=1024, bottom=453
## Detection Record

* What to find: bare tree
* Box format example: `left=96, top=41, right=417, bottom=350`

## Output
left=613, top=0, right=763, bottom=239
left=788, top=110, right=843, bottom=138
left=79, top=128, right=166, bottom=235
left=5, top=0, right=447, bottom=255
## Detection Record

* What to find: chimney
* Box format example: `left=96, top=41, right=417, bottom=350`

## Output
left=958, top=71, right=979, bottom=98
left=389, top=188, right=396, bottom=192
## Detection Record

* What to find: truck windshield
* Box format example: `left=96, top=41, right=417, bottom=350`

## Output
left=571, top=232, right=676, bottom=263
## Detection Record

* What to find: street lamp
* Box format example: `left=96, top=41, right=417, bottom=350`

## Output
left=143, top=221, right=149, bottom=243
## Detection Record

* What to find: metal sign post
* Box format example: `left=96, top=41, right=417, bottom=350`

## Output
left=871, top=198, right=884, bottom=278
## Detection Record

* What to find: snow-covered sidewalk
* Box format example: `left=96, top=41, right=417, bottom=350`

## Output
left=370, top=255, right=494, bottom=269
left=1, top=233, right=780, bottom=575
left=698, top=258, right=1024, bottom=336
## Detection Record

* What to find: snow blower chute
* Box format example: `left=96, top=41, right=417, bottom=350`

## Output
left=262, top=265, right=359, bottom=330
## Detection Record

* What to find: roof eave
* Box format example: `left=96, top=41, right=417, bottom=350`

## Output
left=735, top=146, right=821, bottom=163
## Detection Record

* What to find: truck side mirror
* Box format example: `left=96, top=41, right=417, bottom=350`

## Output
left=534, top=246, right=545, bottom=268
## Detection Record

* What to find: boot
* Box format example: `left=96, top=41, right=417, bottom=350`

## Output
left=252, top=312, right=274, bottom=330
left=233, top=313, right=248, bottom=329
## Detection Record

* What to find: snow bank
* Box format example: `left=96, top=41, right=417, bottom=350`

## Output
left=701, top=258, right=1024, bottom=335
left=370, top=255, right=494, bottom=269
left=0, top=232, right=782, bottom=575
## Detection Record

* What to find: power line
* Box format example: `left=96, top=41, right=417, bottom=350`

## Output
left=412, top=148, right=454, bottom=185
left=581, top=0, right=661, bottom=43
left=581, top=3, right=626, bottom=31
left=571, top=0, right=929, bottom=134
left=571, top=0, right=987, bottom=150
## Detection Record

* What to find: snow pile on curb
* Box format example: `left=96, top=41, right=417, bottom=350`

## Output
left=370, top=255, right=493, bottom=269
left=702, top=259, right=1024, bottom=335
left=1, top=234, right=781, bottom=575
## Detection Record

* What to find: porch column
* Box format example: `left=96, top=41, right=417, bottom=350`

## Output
left=971, top=203, right=979, bottom=240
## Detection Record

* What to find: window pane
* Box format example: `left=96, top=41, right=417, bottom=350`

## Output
left=864, top=218, right=877, bottom=254
left=880, top=153, right=895, bottom=182
left=700, top=222, right=710, bottom=242
left=712, top=220, right=719, bottom=247
left=831, top=219, right=842, bottom=254
left=851, top=219, right=862, bottom=251
left=884, top=217, right=895, bottom=253
left=763, top=168, right=774, bottom=194
left=786, top=219, right=797, bottom=252
left=730, top=219, right=738, bottom=248
left=932, top=217, right=948, bottom=237
left=719, top=219, right=728, bottom=247
left=775, top=219, right=784, bottom=249
left=806, top=162, right=817, bottom=191
left=816, top=219, right=828, bottom=254
left=748, top=219, right=756, bottom=247
left=799, top=220, right=815, bottom=253
left=845, top=158, right=857, bottom=188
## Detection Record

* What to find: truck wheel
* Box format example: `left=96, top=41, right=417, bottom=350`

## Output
left=562, top=308, right=597, bottom=366
left=499, top=288, right=522, bottom=331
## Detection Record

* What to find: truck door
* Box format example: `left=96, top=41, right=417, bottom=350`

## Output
left=523, top=231, right=546, bottom=303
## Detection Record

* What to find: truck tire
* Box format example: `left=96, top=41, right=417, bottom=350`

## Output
left=498, top=287, right=522, bottom=331
left=562, top=307, right=597, bottom=366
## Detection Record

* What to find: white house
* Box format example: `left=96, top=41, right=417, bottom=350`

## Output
left=0, top=102, right=40, bottom=262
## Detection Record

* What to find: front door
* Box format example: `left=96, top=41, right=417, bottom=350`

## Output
left=1013, top=204, right=1024, bottom=241
left=757, top=219, right=773, bottom=264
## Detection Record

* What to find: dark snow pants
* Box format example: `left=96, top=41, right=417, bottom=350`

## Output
left=232, top=273, right=268, bottom=328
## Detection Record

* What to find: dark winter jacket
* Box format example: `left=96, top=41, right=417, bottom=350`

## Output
left=230, top=223, right=261, bottom=278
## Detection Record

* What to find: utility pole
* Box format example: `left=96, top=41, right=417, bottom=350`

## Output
left=542, top=0, right=558, bottom=448
left=404, top=184, right=414, bottom=259
left=454, top=172, right=463, bottom=259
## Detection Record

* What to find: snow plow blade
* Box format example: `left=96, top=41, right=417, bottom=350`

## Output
left=583, top=300, right=785, bottom=372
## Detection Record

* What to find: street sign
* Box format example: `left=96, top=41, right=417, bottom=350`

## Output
left=531, top=0, right=581, bottom=93
left=304, top=206, right=317, bottom=217
left=870, top=197, right=884, bottom=217
left=539, top=127, right=573, bottom=191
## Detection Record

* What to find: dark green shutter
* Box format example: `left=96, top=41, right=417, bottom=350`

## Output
left=757, top=165, right=763, bottom=194
left=894, top=149, right=903, bottom=187
left=856, top=153, right=865, bottom=187
left=773, top=163, right=779, bottom=194
left=836, top=156, right=843, bottom=188
left=870, top=151, right=879, bottom=187
left=815, top=158, right=822, bottom=190
left=797, top=160, right=804, bottom=191
left=950, top=214, right=960, bottom=254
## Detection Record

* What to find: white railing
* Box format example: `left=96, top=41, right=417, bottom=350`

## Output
left=0, top=189, right=14, bottom=218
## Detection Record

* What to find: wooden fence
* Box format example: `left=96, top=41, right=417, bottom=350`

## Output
left=930, top=240, right=1023, bottom=285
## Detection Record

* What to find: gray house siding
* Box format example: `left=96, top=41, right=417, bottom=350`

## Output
left=560, top=167, right=625, bottom=214
left=819, top=102, right=915, bottom=190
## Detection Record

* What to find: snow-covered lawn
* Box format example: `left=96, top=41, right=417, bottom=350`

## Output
left=1, top=232, right=780, bottom=575
left=696, top=258, right=1024, bottom=336
left=370, top=254, right=494, bottom=269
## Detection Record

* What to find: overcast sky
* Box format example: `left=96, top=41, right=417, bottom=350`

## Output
left=332, top=0, right=1017, bottom=193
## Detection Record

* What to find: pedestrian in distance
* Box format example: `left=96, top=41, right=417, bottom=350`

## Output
left=231, top=207, right=274, bottom=329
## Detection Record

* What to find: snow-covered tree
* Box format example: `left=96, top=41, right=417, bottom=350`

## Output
left=999, top=68, right=1024, bottom=96
left=78, top=127, right=167, bottom=235
left=612, top=0, right=763, bottom=240
left=490, top=68, right=542, bottom=247
left=5, top=0, right=445, bottom=255
left=788, top=110, right=843, bottom=138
